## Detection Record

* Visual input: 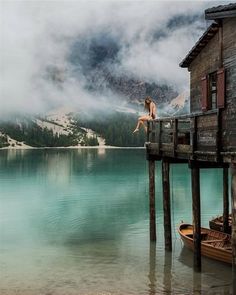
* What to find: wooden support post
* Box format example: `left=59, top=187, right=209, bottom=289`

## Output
left=223, top=167, right=229, bottom=233
left=191, top=117, right=197, bottom=160
left=191, top=164, right=201, bottom=271
left=162, top=160, right=172, bottom=251
left=216, top=110, right=222, bottom=162
left=231, top=163, right=236, bottom=289
left=149, top=159, right=156, bottom=242
left=157, top=121, right=162, bottom=155
left=173, top=119, right=178, bottom=158
left=147, top=121, right=150, bottom=142
left=150, top=121, right=155, bottom=143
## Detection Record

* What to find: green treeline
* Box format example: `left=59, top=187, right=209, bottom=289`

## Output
left=0, top=134, right=9, bottom=148
left=75, top=112, right=146, bottom=147
left=0, top=112, right=146, bottom=148
left=0, top=121, right=80, bottom=147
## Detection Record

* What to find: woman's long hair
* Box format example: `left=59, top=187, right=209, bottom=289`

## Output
left=144, top=96, right=152, bottom=111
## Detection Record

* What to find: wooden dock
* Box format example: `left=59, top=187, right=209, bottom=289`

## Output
left=145, top=3, right=236, bottom=291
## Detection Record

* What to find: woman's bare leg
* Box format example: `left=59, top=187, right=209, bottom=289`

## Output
left=133, top=120, right=143, bottom=133
left=133, top=115, right=150, bottom=133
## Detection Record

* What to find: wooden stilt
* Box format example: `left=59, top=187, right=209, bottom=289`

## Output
left=148, top=243, right=156, bottom=295
left=149, top=159, right=156, bottom=242
left=162, top=160, right=172, bottom=251
left=231, top=163, right=236, bottom=290
left=223, top=167, right=229, bottom=233
left=191, top=164, right=201, bottom=271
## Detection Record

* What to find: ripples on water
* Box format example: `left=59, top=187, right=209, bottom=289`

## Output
left=0, top=149, right=233, bottom=294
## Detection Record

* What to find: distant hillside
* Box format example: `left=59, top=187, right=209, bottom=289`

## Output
left=0, top=92, right=189, bottom=149
left=1, top=25, right=191, bottom=149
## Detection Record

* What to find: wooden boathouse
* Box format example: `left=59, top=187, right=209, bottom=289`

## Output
left=146, top=1, right=236, bottom=280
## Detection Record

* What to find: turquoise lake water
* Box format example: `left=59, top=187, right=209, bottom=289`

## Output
left=0, top=149, right=233, bottom=294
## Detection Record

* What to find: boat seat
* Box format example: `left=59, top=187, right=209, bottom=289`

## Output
left=202, top=239, right=225, bottom=243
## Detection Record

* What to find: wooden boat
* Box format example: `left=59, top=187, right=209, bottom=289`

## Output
left=178, top=223, right=232, bottom=264
left=209, top=214, right=232, bottom=234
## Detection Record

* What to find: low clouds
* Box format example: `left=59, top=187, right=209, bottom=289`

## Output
left=1, top=1, right=215, bottom=116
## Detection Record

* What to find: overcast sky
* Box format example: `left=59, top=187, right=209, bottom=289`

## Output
left=0, top=0, right=226, bottom=116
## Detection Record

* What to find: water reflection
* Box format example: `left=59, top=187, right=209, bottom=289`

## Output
left=163, top=251, right=172, bottom=294
left=0, top=149, right=149, bottom=248
left=148, top=242, right=157, bottom=295
left=147, top=242, right=174, bottom=295
left=233, top=271, right=236, bottom=295
left=193, top=270, right=202, bottom=295
left=179, top=247, right=232, bottom=294
left=0, top=149, right=234, bottom=294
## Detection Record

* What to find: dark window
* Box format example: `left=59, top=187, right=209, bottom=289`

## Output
left=201, top=68, right=225, bottom=112
left=208, top=72, right=217, bottom=110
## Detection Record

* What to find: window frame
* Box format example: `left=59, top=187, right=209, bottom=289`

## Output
left=201, top=67, right=225, bottom=112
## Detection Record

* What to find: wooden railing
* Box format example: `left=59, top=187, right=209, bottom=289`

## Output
left=147, top=110, right=221, bottom=161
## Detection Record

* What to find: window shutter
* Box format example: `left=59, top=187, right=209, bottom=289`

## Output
left=201, top=75, right=208, bottom=111
left=217, top=68, right=225, bottom=108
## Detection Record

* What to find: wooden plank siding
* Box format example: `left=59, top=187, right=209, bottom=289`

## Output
left=222, top=18, right=236, bottom=153
left=146, top=111, right=235, bottom=163
left=189, top=31, right=221, bottom=113
left=196, top=113, right=218, bottom=152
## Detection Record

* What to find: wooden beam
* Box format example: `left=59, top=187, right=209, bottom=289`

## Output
left=149, top=160, right=156, bottom=242
left=216, top=109, right=222, bottom=162
left=163, top=157, right=188, bottom=164
left=191, top=164, right=201, bottom=271
left=231, top=163, right=236, bottom=290
left=147, top=121, right=151, bottom=142
left=189, top=161, right=229, bottom=169
left=146, top=153, right=162, bottom=161
left=162, top=160, right=172, bottom=251
left=191, top=117, right=197, bottom=160
left=157, top=121, right=162, bottom=155
left=173, top=119, right=178, bottom=158
left=219, top=23, right=223, bottom=68
left=223, top=167, right=229, bottom=233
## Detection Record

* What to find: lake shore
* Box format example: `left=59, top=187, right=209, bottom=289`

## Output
left=0, top=145, right=146, bottom=150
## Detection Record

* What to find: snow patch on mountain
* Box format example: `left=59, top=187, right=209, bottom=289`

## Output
left=37, top=106, right=106, bottom=146
left=170, top=91, right=189, bottom=109
left=80, top=127, right=106, bottom=146
left=0, top=132, right=33, bottom=149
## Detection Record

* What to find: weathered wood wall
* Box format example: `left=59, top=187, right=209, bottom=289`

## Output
left=222, top=18, right=236, bottom=152
left=189, top=18, right=236, bottom=153
left=189, top=31, right=220, bottom=113
left=195, top=113, right=218, bottom=152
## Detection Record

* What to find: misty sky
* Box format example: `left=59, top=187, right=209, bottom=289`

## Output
left=0, top=0, right=226, bottom=115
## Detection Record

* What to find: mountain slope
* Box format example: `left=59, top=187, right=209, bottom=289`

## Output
left=0, top=92, right=189, bottom=149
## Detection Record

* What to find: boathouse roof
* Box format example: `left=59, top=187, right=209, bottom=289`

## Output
left=180, top=2, right=236, bottom=68
left=205, top=3, right=236, bottom=19
left=179, top=22, right=220, bottom=68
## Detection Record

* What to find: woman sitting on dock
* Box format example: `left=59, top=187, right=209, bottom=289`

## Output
left=133, top=96, right=157, bottom=133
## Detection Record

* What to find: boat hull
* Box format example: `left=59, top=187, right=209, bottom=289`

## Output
left=178, top=223, right=232, bottom=264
